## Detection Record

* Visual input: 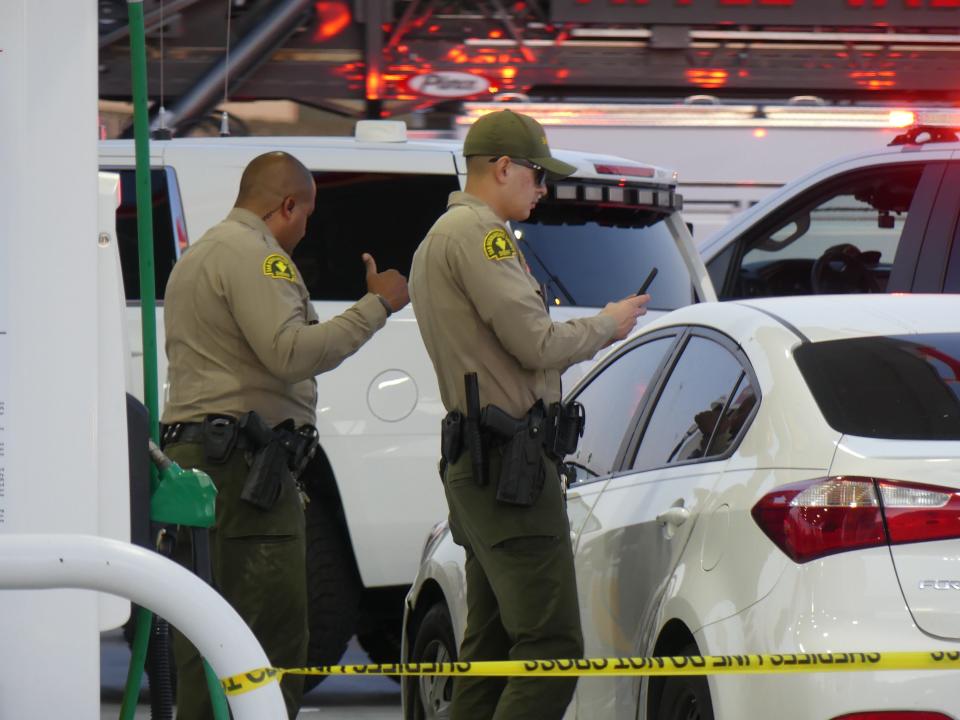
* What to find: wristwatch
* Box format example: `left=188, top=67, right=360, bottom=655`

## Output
left=376, top=293, right=393, bottom=317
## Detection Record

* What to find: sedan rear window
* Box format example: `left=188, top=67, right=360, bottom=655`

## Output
left=795, top=334, right=960, bottom=439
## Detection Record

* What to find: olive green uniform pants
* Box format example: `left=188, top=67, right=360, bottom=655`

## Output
left=164, top=440, right=308, bottom=720
left=443, top=447, right=583, bottom=720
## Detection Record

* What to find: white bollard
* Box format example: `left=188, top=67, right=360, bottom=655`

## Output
left=0, top=534, right=288, bottom=719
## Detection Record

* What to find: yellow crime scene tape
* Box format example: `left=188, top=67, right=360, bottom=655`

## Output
left=220, top=650, right=960, bottom=696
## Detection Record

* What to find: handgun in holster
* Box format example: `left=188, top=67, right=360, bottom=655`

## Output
left=238, top=411, right=287, bottom=511
left=275, top=420, right=319, bottom=480
left=485, top=401, right=547, bottom=507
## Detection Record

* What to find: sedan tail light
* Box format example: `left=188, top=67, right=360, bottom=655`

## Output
left=752, top=477, right=960, bottom=563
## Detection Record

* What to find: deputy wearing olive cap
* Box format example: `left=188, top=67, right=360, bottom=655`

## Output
left=410, top=110, right=649, bottom=719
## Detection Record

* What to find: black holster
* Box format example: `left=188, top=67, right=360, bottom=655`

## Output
left=545, top=401, right=586, bottom=457
left=440, top=411, right=464, bottom=465
left=483, top=402, right=547, bottom=507
left=201, top=415, right=238, bottom=464
left=239, top=412, right=318, bottom=511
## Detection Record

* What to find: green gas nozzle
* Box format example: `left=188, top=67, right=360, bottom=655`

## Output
left=148, top=440, right=217, bottom=528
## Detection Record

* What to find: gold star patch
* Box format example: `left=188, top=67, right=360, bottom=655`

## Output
left=262, top=253, right=296, bottom=281
left=482, top=229, right=516, bottom=262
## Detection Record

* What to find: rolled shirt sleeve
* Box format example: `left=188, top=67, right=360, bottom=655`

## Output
left=222, top=244, right=387, bottom=384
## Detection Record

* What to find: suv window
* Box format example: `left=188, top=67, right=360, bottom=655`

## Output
left=794, top=333, right=960, bottom=439
left=569, top=336, right=675, bottom=479
left=516, top=216, right=693, bottom=310
left=713, top=164, right=925, bottom=299
left=632, top=335, right=748, bottom=470
left=112, top=168, right=180, bottom=300
left=294, top=172, right=458, bottom=301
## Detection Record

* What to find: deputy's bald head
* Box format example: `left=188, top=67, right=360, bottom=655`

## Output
left=235, top=151, right=314, bottom=214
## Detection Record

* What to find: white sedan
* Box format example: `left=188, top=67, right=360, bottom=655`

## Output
left=402, top=294, right=960, bottom=720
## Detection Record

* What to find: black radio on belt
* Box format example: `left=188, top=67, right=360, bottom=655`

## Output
left=547, top=401, right=586, bottom=457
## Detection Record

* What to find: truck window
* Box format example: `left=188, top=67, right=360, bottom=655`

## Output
left=517, top=195, right=693, bottom=310
left=111, top=168, right=180, bottom=301
left=715, top=164, right=924, bottom=300
left=295, top=172, right=458, bottom=301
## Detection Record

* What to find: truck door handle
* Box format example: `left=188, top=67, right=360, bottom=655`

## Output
left=656, top=507, right=690, bottom=528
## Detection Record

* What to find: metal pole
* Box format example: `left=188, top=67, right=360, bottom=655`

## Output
left=128, top=0, right=161, bottom=469
left=122, top=4, right=162, bottom=717
left=364, top=0, right=384, bottom=119
left=150, top=0, right=311, bottom=133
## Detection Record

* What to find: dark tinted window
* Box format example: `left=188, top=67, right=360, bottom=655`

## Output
left=717, top=164, right=924, bottom=300
left=516, top=215, right=693, bottom=310
left=294, top=172, right=458, bottom=301
left=795, top=333, right=960, bottom=439
left=569, top=336, right=675, bottom=479
left=113, top=169, right=179, bottom=300
left=633, top=336, right=746, bottom=470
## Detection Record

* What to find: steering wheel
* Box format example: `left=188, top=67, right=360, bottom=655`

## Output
left=810, top=243, right=883, bottom=294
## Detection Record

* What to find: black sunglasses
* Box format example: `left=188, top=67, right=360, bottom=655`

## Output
left=489, top=156, right=547, bottom=186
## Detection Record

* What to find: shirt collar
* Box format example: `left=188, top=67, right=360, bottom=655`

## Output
left=226, top=207, right=281, bottom=249
left=447, top=191, right=504, bottom=225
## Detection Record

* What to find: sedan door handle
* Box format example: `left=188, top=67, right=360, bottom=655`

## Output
left=656, top=507, right=690, bottom=528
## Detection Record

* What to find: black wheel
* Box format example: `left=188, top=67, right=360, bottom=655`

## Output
left=405, top=603, right=456, bottom=720
left=656, top=645, right=714, bottom=720
left=302, top=498, right=363, bottom=692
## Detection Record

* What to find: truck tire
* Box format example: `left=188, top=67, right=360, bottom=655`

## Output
left=357, top=621, right=402, bottom=684
left=303, top=498, right=363, bottom=692
left=357, top=585, right=408, bottom=683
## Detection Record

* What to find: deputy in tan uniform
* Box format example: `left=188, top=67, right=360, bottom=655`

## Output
left=409, top=110, right=649, bottom=719
left=161, top=151, right=408, bottom=720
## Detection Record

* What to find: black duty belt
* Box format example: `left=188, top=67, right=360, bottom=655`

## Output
left=162, top=421, right=254, bottom=450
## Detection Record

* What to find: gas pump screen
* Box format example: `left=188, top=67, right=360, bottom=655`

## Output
left=551, top=1, right=960, bottom=26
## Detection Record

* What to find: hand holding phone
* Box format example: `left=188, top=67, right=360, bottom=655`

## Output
left=637, top=267, right=658, bottom=295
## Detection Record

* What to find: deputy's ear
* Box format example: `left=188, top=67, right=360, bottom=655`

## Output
left=492, top=156, right=511, bottom=183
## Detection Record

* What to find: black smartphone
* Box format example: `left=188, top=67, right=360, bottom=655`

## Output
left=637, top=267, right=658, bottom=295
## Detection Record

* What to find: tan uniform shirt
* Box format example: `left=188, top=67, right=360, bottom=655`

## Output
left=162, top=208, right=387, bottom=427
left=410, top=191, right=617, bottom=418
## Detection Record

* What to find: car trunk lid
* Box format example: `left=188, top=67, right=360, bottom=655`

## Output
left=830, top=436, right=960, bottom=639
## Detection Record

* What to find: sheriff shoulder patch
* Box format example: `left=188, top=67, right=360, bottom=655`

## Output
left=482, top=229, right=516, bottom=262
left=262, top=253, right=296, bottom=282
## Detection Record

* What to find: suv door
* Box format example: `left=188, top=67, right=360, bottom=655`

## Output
left=707, top=161, right=947, bottom=299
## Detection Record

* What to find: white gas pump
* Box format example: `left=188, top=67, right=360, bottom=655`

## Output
left=0, top=3, right=285, bottom=717
left=0, top=2, right=104, bottom=713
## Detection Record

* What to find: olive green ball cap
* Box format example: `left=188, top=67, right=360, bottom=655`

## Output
left=463, top=109, right=577, bottom=180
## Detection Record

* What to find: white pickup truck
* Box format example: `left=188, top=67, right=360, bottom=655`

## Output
left=99, top=121, right=714, bottom=672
